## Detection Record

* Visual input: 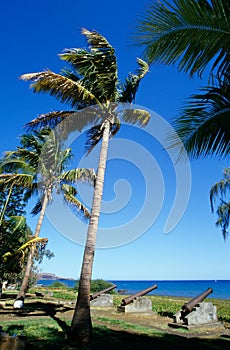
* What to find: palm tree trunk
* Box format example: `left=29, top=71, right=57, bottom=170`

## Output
left=0, top=183, right=14, bottom=225
left=15, top=191, right=49, bottom=301
left=69, top=119, right=110, bottom=345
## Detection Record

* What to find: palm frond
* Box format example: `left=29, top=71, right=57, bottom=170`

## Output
left=19, top=129, right=51, bottom=149
left=169, top=81, right=230, bottom=159
left=119, top=58, right=149, bottom=103
left=85, top=124, right=105, bottom=155
left=82, top=28, right=114, bottom=50
left=60, top=168, right=96, bottom=185
left=122, top=108, right=150, bottom=126
left=0, top=157, right=35, bottom=174
left=2, top=237, right=48, bottom=272
left=85, top=115, right=121, bottom=155
left=210, top=167, right=230, bottom=210
left=135, top=0, right=230, bottom=78
left=61, top=67, right=81, bottom=82
left=30, top=198, right=43, bottom=216
left=20, top=70, right=98, bottom=108
left=26, top=110, right=75, bottom=130
left=61, top=183, right=77, bottom=196
left=8, top=216, right=26, bottom=233
left=62, top=182, right=91, bottom=219
left=58, top=148, right=73, bottom=170
left=0, top=174, right=34, bottom=189
left=110, top=117, right=121, bottom=138
left=63, top=191, right=91, bottom=219
left=60, top=29, right=118, bottom=102
left=210, top=167, right=230, bottom=240
left=215, top=201, right=230, bottom=240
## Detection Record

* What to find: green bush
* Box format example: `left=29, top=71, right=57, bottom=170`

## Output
left=48, top=281, right=67, bottom=289
left=52, top=290, right=76, bottom=300
left=73, top=279, right=116, bottom=293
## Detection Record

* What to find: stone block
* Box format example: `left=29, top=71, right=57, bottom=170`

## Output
left=90, top=294, right=114, bottom=307
left=173, top=311, right=182, bottom=323
left=185, top=302, right=218, bottom=325
left=117, top=297, right=152, bottom=314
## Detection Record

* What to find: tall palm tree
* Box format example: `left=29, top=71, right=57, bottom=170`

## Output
left=20, top=29, right=150, bottom=344
left=210, top=167, right=230, bottom=240
left=0, top=128, right=95, bottom=301
left=134, top=0, right=230, bottom=158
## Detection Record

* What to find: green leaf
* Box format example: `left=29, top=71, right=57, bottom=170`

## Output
left=134, top=0, right=230, bottom=78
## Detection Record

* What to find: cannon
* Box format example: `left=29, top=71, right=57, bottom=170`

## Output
left=182, top=288, right=213, bottom=313
left=90, top=284, right=117, bottom=301
left=121, top=284, right=158, bottom=306
left=170, top=287, right=218, bottom=327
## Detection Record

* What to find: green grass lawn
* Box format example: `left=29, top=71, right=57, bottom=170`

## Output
left=1, top=289, right=230, bottom=349
left=1, top=317, right=230, bottom=350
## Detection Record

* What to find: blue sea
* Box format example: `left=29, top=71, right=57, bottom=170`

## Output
left=38, top=279, right=230, bottom=300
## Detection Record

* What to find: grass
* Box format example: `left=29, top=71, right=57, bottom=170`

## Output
left=3, top=288, right=230, bottom=323
left=4, top=288, right=230, bottom=324
left=93, top=315, right=165, bottom=335
left=0, top=318, right=74, bottom=350
left=1, top=317, right=230, bottom=350
left=30, top=287, right=77, bottom=300
left=1, top=289, right=230, bottom=349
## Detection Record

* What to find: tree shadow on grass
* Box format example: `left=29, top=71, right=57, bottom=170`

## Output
left=91, top=326, right=230, bottom=350
left=1, top=301, right=72, bottom=341
left=21, top=301, right=71, bottom=335
left=1, top=302, right=230, bottom=350
left=1, top=322, right=72, bottom=350
left=1, top=322, right=230, bottom=350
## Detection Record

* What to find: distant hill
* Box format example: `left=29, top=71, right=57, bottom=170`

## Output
left=38, top=272, right=75, bottom=280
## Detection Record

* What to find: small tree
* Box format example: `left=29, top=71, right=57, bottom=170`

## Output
left=0, top=184, right=31, bottom=297
left=74, top=279, right=115, bottom=293
left=0, top=128, right=95, bottom=301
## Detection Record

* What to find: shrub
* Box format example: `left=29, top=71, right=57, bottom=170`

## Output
left=48, top=281, right=67, bottom=289
left=73, top=279, right=115, bottom=293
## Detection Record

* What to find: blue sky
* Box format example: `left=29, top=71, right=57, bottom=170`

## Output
left=1, top=0, right=229, bottom=280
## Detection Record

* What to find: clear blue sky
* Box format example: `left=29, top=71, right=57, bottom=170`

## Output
left=1, top=0, right=229, bottom=281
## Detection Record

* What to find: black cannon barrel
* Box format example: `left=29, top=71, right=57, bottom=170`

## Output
left=90, top=284, right=117, bottom=301
left=121, top=284, right=158, bottom=306
left=182, top=287, right=213, bottom=313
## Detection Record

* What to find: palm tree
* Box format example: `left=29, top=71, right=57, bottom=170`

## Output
left=134, top=0, right=230, bottom=158
left=0, top=128, right=95, bottom=301
left=210, top=167, right=230, bottom=239
left=0, top=181, right=32, bottom=297
left=20, top=29, right=150, bottom=344
left=0, top=215, right=31, bottom=297
left=2, top=236, right=48, bottom=274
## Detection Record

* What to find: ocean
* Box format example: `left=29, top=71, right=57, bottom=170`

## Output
left=37, top=279, right=230, bottom=299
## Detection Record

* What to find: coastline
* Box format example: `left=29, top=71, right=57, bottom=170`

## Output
left=38, top=273, right=75, bottom=281
left=37, top=278, right=230, bottom=300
